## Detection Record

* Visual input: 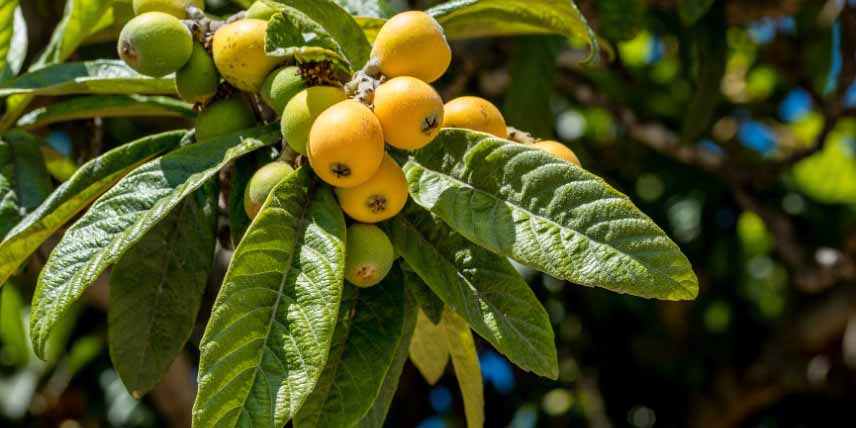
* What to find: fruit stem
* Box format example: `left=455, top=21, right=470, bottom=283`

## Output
left=345, top=58, right=383, bottom=108
left=507, top=127, right=538, bottom=144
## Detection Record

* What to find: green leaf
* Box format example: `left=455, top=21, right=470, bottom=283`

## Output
left=678, top=0, right=715, bottom=25
left=0, top=141, right=19, bottom=238
left=1, top=0, right=113, bottom=130
left=295, top=268, right=407, bottom=428
left=428, top=0, right=599, bottom=62
left=0, top=283, right=28, bottom=366
left=355, top=16, right=385, bottom=43
left=0, top=130, right=184, bottom=286
left=17, top=95, right=193, bottom=129
left=40, top=144, right=78, bottom=182
left=0, top=60, right=175, bottom=97
left=265, top=10, right=352, bottom=74
left=386, top=204, right=558, bottom=379
left=0, top=1, right=21, bottom=79
left=30, top=126, right=279, bottom=358
left=109, top=181, right=218, bottom=397
left=193, top=167, right=346, bottom=428
left=354, top=288, right=417, bottom=428
left=228, top=149, right=274, bottom=248
left=405, top=129, right=698, bottom=301
left=680, top=5, right=726, bottom=144
left=403, top=263, right=443, bottom=325
left=443, top=309, right=484, bottom=428
left=265, top=0, right=372, bottom=68
left=792, top=119, right=856, bottom=204
left=332, top=0, right=394, bottom=18
left=409, top=309, right=449, bottom=386
left=503, top=36, right=562, bottom=139
left=592, top=0, right=644, bottom=41
left=5, top=132, right=52, bottom=211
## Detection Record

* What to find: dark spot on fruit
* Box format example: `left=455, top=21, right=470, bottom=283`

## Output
left=422, top=113, right=440, bottom=134
left=331, top=162, right=351, bottom=178
left=356, top=264, right=377, bottom=281
left=367, top=194, right=387, bottom=213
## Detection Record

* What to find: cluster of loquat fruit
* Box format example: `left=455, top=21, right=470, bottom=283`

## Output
left=117, top=0, right=582, bottom=289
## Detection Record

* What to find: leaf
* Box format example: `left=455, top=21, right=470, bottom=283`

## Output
left=295, top=268, right=407, bottom=428
left=0, top=1, right=20, bottom=79
left=443, top=309, right=484, bottom=428
left=17, top=95, right=193, bottom=129
left=1, top=0, right=113, bottom=130
left=192, top=168, right=347, bottom=428
left=30, top=126, right=279, bottom=358
left=386, top=204, right=558, bottom=379
left=265, top=10, right=352, bottom=74
left=355, top=16, right=385, bottom=43
left=680, top=4, right=726, bottom=144
left=332, top=0, right=394, bottom=18
left=502, top=36, right=562, bottom=139
left=405, top=129, right=699, bottom=301
left=0, top=282, right=28, bottom=366
left=354, top=287, right=417, bottom=428
left=403, top=263, right=443, bottom=325
left=428, top=0, right=599, bottom=62
left=592, top=0, right=644, bottom=41
left=265, top=0, right=372, bottom=68
left=0, top=140, right=19, bottom=238
left=409, top=309, right=449, bottom=385
left=0, top=130, right=184, bottom=286
left=228, top=149, right=268, bottom=248
left=678, top=0, right=715, bottom=25
left=0, top=60, right=175, bottom=97
left=40, top=144, right=78, bottom=182
left=5, top=131, right=52, bottom=211
left=109, top=181, right=218, bottom=396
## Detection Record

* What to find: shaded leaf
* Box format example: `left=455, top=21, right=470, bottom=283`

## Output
left=109, top=181, right=218, bottom=396
left=678, top=0, right=715, bottom=25
left=354, top=288, right=417, bottom=428
left=355, top=16, right=385, bottom=43
left=0, top=60, right=175, bottom=97
left=592, top=0, right=644, bottom=41
left=503, top=36, right=562, bottom=138
left=403, top=262, right=443, bottom=324
left=30, top=126, right=279, bottom=358
left=17, top=95, right=193, bottom=129
left=333, top=0, right=395, bottom=18
left=405, top=129, right=698, bottom=301
left=0, top=1, right=21, bottom=81
left=228, top=148, right=274, bottom=248
left=680, top=4, right=726, bottom=144
left=386, top=204, right=558, bottom=379
left=0, top=282, right=27, bottom=366
left=193, top=168, right=347, bottom=428
left=428, top=0, right=599, bottom=62
left=409, top=309, right=449, bottom=385
left=265, top=0, right=372, bottom=68
left=0, top=140, right=19, bottom=238
left=295, top=268, right=406, bottom=428
left=0, top=130, right=185, bottom=286
left=5, top=132, right=52, bottom=211
left=443, top=309, right=484, bottom=428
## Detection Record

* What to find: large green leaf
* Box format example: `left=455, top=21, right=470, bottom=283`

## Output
left=30, top=126, right=279, bottom=358
left=428, top=0, right=598, bottom=61
left=404, top=262, right=443, bottom=325
left=295, top=269, right=406, bottom=428
left=0, top=0, right=113, bottom=130
left=265, top=0, right=372, bottom=68
left=109, top=181, right=218, bottom=397
left=443, top=309, right=484, bottom=428
left=0, top=1, right=20, bottom=79
left=592, top=0, right=644, bottom=41
left=354, top=287, right=417, bottom=428
left=193, top=167, right=346, bottom=428
left=405, top=129, right=698, bottom=301
left=17, top=95, right=193, bottom=129
left=0, top=130, right=184, bottom=286
left=0, top=60, right=175, bottom=97
left=333, top=0, right=394, bottom=18
left=0, top=141, right=19, bottom=238
left=265, top=9, right=352, bottom=73
left=503, top=36, right=562, bottom=138
left=386, top=204, right=558, bottom=379
left=409, top=309, right=449, bottom=386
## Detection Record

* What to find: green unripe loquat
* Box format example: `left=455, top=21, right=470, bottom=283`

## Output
left=175, top=43, right=220, bottom=104
left=132, top=0, right=204, bottom=18
left=245, top=1, right=278, bottom=20
left=118, top=12, right=193, bottom=78
left=195, top=97, right=256, bottom=141
left=243, top=161, right=295, bottom=219
left=260, top=66, right=306, bottom=114
left=281, top=86, right=347, bottom=155
left=345, top=224, right=395, bottom=288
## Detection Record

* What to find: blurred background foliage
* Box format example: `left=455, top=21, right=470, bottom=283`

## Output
left=2, top=0, right=856, bottom=427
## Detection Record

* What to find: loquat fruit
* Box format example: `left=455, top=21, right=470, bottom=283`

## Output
left=370, top=11, right=451, bottom=83
left=261, top=66, right=307, bottom=115
left=372, top=76, right=444, bottom=150
left=243, top=161, right=295, bottom=219
left=531, top=141, right=581, bottom=166
left=175, top=43, right=220, bottom=104
left=443, top=96, right=508, bottom=139
left=195, top=96, right=256, bottom=141
left=335, top=154, right=408, bottom=223
left=132, top=0, right=203, bottom=18
left=212, top=19, right=281, bottom=92
left=118, top=12, right=193, bottom=78
left=307, top=100, right=385, bottom=188
left=345, top=223, right=394, bottom=288
left=281, top=86, right=347, bottom=155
